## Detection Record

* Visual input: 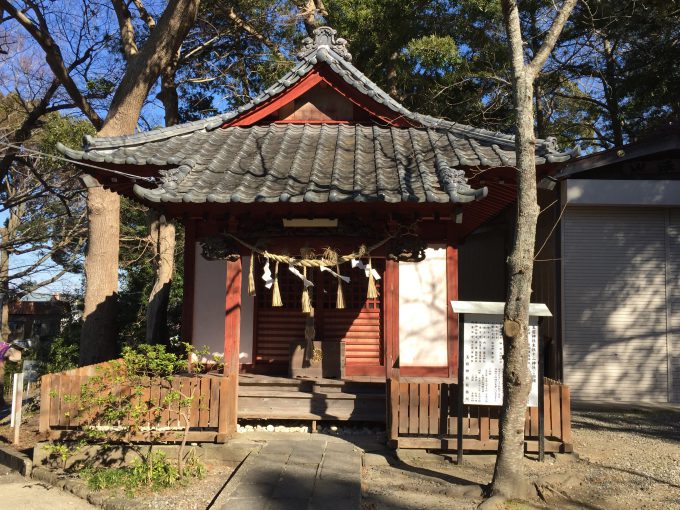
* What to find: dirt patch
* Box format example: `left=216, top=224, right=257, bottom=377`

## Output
left=361, top=407, right=680, bottom=510
left=87, top=462, right=233, bottom=510
left=0, top=402, right=45, bottom=451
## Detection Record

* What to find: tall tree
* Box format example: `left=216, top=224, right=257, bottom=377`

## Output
left=491, top=0, right=577, bottom=500
left=1, top=0, right=201, bottom=364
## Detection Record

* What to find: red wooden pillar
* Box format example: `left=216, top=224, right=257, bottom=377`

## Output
left=219, top=257, right=241, bottom=439
left=384, top=258, right=400, bottom=446
left=446, top=223, right=459, bottom=380
left=384, top=259, right=400, bottom=378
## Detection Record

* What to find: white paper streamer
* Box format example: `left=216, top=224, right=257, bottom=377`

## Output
left=261, top=259, right=273, bottom=289
left=288, top=265, right=314, bottom=288
left=350, top=258, right=381, bottom=280
left=319, top=265, right=351, bottom=284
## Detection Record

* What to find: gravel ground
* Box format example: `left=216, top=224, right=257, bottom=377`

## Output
left=133, top=463, right=233, bottom=510
left=361, top=406, right=680, bottom=510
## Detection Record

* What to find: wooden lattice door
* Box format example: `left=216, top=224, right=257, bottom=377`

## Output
left=319, top=259, right=384, bottom=376
left=253, top=258, right=385, bottom=376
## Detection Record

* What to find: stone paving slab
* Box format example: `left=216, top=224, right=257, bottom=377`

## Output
left=218, top=438, right=361, bottom=510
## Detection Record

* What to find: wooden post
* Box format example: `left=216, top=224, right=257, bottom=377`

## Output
left=219, top=257, right=242, bottom=440
left=560, top=385, right=572, bottom=444
left=39, top=374, right=51, bottom=433
left=456, top=313, right=464, bottom=465
left=384, top=259, right=400, bottom=446
left=538, top=335, right=545, bottom=461
left=446, top=224, right=459, bottom=380
left=10, top=373, right=17, bottom=427
left=13, top=372, right=23, bottom=444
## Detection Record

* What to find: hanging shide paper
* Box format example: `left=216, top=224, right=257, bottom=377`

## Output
left=289, top=265, right=314, bottom=288
left=301, top=266, right=312, bottom=314
left=351, top=258, right=381, bottom=280
left=261, top=259, right=273, bottom=289
left=272, top=261, right=283, bottom=307
left=366, top=257, right=379, bottom=299
left=248, top=252, right=256, bottom=296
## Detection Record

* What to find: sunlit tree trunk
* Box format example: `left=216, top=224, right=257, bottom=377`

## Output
left=491, top=0, right=578, bottom=500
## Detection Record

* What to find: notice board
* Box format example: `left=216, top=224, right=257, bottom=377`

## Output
left=462, top=314, right=539, bottom=407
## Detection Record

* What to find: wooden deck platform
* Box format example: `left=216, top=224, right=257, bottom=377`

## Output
left=238, top=374, right=386, bottom=423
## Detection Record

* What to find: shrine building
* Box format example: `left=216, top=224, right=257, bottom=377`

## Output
left=59, top=27, right=576, bottom=451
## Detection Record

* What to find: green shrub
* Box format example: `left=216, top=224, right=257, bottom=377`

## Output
left=85, top=450, right=203, bottom=496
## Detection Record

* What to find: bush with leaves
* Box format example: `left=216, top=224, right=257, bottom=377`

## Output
left=49, top=344, right=208, bottom=491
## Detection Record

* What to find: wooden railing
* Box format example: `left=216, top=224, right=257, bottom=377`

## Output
left=387, top=377, right=572, bottom=453
left=39, top=360, right=237, bottom=443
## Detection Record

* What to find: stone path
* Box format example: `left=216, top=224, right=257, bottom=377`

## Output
left=0, top=466, right=95, bottom=510
left=218, top=438, right=362, bottom=510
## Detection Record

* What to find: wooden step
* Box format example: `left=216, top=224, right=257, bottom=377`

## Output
left=238, top=394, right=386, bottom=422
left=239, top=388, right=385, bottom=400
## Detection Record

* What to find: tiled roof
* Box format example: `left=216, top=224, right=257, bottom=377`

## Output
left=83, top=124, right=497, bottom=204
left=57, top=27, right=578, bottom=205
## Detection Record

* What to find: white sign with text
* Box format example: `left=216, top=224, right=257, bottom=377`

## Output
left=462, top=314, right=538, bottom=407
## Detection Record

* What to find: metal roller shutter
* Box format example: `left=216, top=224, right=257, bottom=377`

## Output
left=668, top=209, right=680, bottom=402
left=562, top=207, right=669, bottom=402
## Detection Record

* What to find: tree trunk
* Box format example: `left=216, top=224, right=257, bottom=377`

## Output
left=144, top=65, right=179, bottom=345
left=491, top=73, right=539, bottom=499
left=492, top=0, right=577, bottom=500
left=79, top=84, right=163, bottom=364
left=0, top=238, right=9, bottom=343
left=298, top=0, right=326, bottom=36
left=78, top=0, right=200, bottom=364
left=80, top=185, right=121, bottom=365
left=145, top=212, right=175, bottom=344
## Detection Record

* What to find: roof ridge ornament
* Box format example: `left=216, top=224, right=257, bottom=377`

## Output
left=299, top=26, right=352, bottom=61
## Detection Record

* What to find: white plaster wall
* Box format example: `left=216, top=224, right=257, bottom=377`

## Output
left=191, top=245, right=254, bottom=363
left=239, top=256, right=254, bottom=364
left=399, top=245, right=448, bottom=366
left=192, top=243, right=226, bottom=354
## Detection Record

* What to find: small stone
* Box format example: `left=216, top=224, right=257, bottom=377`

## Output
left=330, top=425, right=338, bottom=432
left=266, top=424, right=275, bottom=432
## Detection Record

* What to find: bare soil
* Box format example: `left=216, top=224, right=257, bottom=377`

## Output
left=361, top=406, right=680, bottom=510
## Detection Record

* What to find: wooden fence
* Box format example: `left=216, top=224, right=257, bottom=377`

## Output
left=387, top=377, right=572, bottom=453
left=39, top=361, right=237, bottom=443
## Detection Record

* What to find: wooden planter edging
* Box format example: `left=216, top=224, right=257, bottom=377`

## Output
left=387, top=377, right=572, bottom=453
left=39, top=361, right=237, bottom=443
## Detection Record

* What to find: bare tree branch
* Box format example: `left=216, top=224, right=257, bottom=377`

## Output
left=528, top=0, right=580, bottom=78
left=0, top=0, right=103, bottom=129
left=110, top=0, right=138, bottom=60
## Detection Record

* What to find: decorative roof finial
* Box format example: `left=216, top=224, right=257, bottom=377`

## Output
left=299, top=26, right=352, bottom=61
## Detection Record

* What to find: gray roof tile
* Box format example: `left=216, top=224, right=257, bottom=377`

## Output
left=58, top=26, right=580, bottom=206
left=118, top=124, right=487, bottom=204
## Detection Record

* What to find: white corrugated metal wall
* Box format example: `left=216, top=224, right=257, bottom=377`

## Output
left=668, top=210, right=680, bottom=402
left=562, top=207, right=679, bottom=402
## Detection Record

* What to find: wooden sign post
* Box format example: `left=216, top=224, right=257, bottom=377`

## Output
left=13, top=372, right=24, bottom=445
left=450, top=301, right=552, bottom=464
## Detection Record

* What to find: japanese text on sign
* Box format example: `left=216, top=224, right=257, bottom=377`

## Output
left=463, top=318, right=538, bottom=406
